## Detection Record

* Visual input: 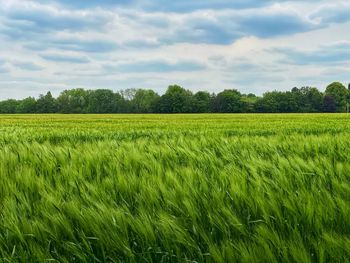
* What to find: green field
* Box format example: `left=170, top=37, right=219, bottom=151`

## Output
left=1, top=114, right=350, bottom=262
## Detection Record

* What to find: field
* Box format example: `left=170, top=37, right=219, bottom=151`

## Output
left=1, top=114, right=350, bottom=262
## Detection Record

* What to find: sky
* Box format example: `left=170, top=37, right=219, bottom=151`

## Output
left=0, top=0, right=350, bottom=99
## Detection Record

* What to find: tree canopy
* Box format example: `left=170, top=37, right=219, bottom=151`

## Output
left=325, top=82, right=348, bottom=112
left=0, top=82, right=349, bottom=114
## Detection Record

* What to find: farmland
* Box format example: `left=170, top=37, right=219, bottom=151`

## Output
left=1, top=114, right=350, bottom=262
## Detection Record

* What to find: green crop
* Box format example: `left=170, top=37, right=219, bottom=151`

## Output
left=0, top=114, right=350, bottom=262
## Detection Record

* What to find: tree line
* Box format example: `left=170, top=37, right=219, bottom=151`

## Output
left=0, top=82, right=349, bottom=114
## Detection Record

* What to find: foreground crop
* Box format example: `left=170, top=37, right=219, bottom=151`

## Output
left=0, top=114, right=350, bottom=262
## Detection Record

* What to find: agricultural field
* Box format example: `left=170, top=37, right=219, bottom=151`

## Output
left=1, top=114, right=350, bottom=262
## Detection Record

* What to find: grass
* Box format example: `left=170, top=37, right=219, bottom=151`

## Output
left=0, top=114, right=350, bottom=262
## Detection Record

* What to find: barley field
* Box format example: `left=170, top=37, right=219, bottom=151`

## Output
left=1, top=114, right=350, bottom=262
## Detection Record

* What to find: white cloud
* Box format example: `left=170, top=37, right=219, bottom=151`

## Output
left=0, top=0, right=349, bottom=99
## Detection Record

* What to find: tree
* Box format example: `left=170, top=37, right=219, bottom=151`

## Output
left=154, top=94, right=171, bottom=113
left=156, top=85, right=193, bottom=113
left=325, top=82, right=348, bottom=112
left=241, top=93, right=258, bottom=113
left=0, top=99, right=19, bottom=113
left=192, top=91, right=211, bottom=113
left=0, top=84, right=346, bottom=114
left=255, top=92, right=277, bottom=113
left=323, top=95, right=337, bottom=112
left=87, top=89, right=120, bottom=113
left=17, top=97, right=37, bottom=113
left=211, top=89, right=243, bottom=113
left=57, top=89, right=89, bottom=113
left=290, top=87, right=319, bottom=112
left=300, top=87, right=323, bottom=112
left=36, top=92, right=57, bottom=113
left=120, top=89, right=137, bottom=101
left=132, top=89, right=160, bottom=113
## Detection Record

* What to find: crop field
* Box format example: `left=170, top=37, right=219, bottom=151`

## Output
left=1, top=114, right=350, bottom=262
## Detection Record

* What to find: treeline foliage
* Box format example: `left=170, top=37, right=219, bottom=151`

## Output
left=1, top=82, right=349, bottom=114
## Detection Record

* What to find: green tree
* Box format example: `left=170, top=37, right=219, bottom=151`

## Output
left=87, top=89, right=117, bottom=113
left=241, top=93, right=258, bottom=113
left=57, top=89, right=89, bottom=113
left=0, top=99, right=19, bottom=113
left=17, top=97, right=37, bottom=113
left=256, top=88, right=323, bottom=113
left=299, top=87, right=323, bottom=112
left=325, top=82, right=348, bottom=112
left=323, top=95, right=337, bottom=112
left=36, top=92, right=57, bottom=113
left=255, top=92, right=282, bottom=113
left=212, top=89, right=243, bottom=113
left=157, top=85, right=193, bottom=113
left=192, top=91, right=211, bottom=113
left=132, top=89, right=160, bottom=113
left=276, top=91, right=298, bottom=112
left=120, top=89, right=137, bottom=101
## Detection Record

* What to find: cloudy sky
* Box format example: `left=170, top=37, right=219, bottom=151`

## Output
left=0, top=0, right=350, bottom=99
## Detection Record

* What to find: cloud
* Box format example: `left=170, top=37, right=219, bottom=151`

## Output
left=138, top=0, right=271, bottom=12
left=2, top=1, right=110, bottom=32
left=0, top=60, right=9, bottom=74
left=0, top=66, right=9, bottom=74
left=124, top=39, right=161, bottom=49
left=122, top=7, right=319, bottom=46
left=12, top=61, right=43, bottom=71
left=0, top=0, right=324, bottom=49
left=0, top=0, right=350, bottom=99
left=24, top=37, right=118, bottom=53
left=162, top=16, right=240, bottom=45
left=238, top=11, right=319, bottom=38
left=104, top=60, right=206, bottom=73
left=40, top=0, right=134, bottom=9
left=311, top=2, right=350, bottom=24
left=274, top=42, right=350, bottom=65
left=42, top=0, right=272, bottom=11
left=40, top=53, right=90, bottom=63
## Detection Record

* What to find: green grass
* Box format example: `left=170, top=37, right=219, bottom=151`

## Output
left=1, top=114, right=350, bottom=262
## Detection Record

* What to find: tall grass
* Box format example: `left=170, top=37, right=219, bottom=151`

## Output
left=0, top=114, right=350, bottom=262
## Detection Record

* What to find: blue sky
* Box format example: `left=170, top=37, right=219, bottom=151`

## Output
left=0, top=0, right=350, bottom=99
